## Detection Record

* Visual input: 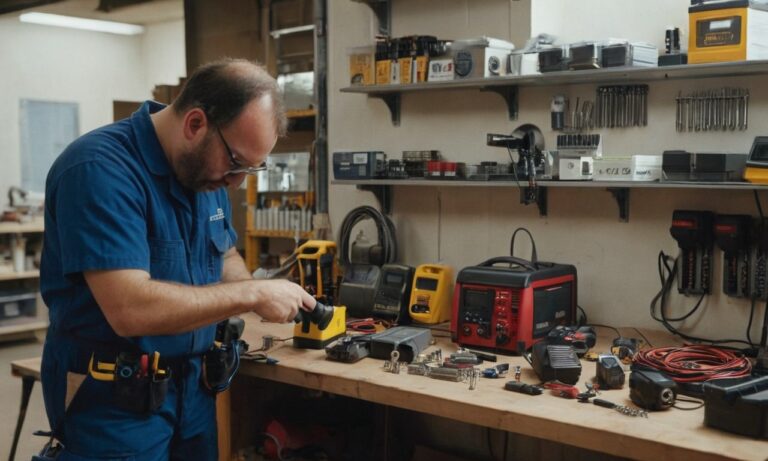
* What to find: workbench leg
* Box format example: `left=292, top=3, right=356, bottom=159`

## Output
left=9, top=376, right=35, bottom=461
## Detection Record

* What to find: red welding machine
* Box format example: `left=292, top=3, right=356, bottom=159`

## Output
left=451, top=256, right=577, bottom=353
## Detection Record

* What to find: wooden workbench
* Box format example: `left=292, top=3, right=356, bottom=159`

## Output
left=236, top=313, right=768, bottom=461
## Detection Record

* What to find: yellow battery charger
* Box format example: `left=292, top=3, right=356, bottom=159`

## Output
left=297, top=240, right=338, bottom=305
left=293, top=305, right=346, bottom=349
left=744, top=136, right=768, bottom=183
left=688, top=1, right=768, bottom=64
left=408, top=264, right=454, bottom=324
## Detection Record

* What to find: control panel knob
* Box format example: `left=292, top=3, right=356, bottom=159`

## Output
left=462, top=326, right=472, bottom=336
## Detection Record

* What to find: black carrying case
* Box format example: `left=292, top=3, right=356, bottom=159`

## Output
left=702, top=375, right=768, bottom=439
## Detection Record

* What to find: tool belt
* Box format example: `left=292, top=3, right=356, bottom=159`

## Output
left=88, top=351, right=173, bottom=415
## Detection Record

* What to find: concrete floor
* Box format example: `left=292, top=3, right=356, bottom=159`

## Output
left=0, top=336, right=46, bottom=461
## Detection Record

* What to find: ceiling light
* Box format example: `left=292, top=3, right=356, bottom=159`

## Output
left=19, top=12, right=145, bottom=36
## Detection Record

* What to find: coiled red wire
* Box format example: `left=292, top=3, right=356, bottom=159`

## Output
left=633, top=345, right=751, bottom=383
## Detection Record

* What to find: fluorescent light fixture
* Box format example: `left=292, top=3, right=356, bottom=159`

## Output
left=19, top=12, right=145, bottom=36
left=270, top=24, right=314, bottom=39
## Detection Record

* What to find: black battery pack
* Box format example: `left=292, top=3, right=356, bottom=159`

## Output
left=703, top=375, right=768, bottom=439
left=370, top=326, right=432, bottom=363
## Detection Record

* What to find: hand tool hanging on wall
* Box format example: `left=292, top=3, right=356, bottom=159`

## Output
left=675, top=87, right=749, bottom=132
left=595, top=84, right=648, bottom=128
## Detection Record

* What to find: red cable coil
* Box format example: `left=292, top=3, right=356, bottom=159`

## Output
left=633, top=345, right=751, bottom=383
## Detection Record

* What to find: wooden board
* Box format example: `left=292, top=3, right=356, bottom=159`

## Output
left=237, top=314, right=768, bottom=461
left=11, top=357, right=42, bottom=381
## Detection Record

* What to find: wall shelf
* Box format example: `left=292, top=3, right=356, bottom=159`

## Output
left=334, top=179, right=768, bottom=222
left=0, top=218, right=44, bottom=234
left=0, top=271, right=40, bottom=282
left=340, top=60, right=768, bottom=125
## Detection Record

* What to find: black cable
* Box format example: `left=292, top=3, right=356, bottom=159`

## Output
left=762, top=296, right=768, bottom=347
left=507, top=146, right=523, bottom=191
left=650, top=251, right=753, bottom=348
left=510, top=227, right=538, bottom=263
left=577, top=305, right=588, bottom=326
left=673, top=395, right=705, bottom=411
left=338, top=206, right=397, bottom=266
left=747, top=296, right=757, bottom=348
left=754, top=190, right=765, bottom=220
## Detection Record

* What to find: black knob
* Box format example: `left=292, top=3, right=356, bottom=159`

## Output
left=294, top=301, right=334, bottom=331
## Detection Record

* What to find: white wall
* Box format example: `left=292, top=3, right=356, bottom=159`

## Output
left=0, top=15, right=185, bottom=197
left=531, top=0, right=689, bottom=51
left=328, top=0, right=767, bottom=343
left=142, top=19, right=186, bottom=90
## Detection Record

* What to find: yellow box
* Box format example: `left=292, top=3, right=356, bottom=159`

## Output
left=293, top=305, right=346, bottom=349
left=348, top=46, right=374, bottom=86
left=689, top=4, right=768, bottom=64
left=375, top=59, right=391, bottom=85
left=409, top=264, right=454, bottom=324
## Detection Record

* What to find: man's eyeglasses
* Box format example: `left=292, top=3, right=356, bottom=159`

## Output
left=216, top=127, right=268, bottom=175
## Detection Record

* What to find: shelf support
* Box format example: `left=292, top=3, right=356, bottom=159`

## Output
left=521, top=185, right=547, bottom=217
left=480, top=86, right=519, bottom=120
left=351, top=0, right=390, bottom=36
left=369, top=93, right=400, bottom=126
left=357, top=184, right=392, bottom=214
left=607, top=187, right=630, bottom=222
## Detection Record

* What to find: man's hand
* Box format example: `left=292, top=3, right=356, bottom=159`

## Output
left=249, top=279, right=316, bottom=323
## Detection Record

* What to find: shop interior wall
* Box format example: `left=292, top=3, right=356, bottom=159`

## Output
left=327, top=0, right=767, bottom=342
left=0, top=15, right=185, bottom=198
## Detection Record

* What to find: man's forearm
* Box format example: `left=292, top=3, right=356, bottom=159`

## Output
left=85, top=269, right=257, bottom=337
left=221, top=247, right=253, bottom=282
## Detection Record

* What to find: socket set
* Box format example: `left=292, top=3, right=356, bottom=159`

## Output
left=595, top=85, right=648, bottom=128
left=675, top=88, right=749, bottom=132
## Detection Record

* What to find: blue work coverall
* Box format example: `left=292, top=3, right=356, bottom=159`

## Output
left=40, top=101, right=236, bottom=460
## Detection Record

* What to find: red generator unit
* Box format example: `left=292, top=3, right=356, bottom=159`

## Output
left=451, top=256, right=577, bottom=353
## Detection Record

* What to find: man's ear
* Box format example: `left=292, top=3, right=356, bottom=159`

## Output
left=183, top=108, right=208, bottom=141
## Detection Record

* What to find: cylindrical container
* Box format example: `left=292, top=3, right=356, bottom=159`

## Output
left=11, top=236, right=26, bottom=273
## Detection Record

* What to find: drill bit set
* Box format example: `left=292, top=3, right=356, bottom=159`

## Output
left=595, top=85, right=649, bottom=128
left=675, top=87, right=749, bottom=132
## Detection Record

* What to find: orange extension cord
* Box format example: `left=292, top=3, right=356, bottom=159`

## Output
left=633, top=345, right=752, bottom=383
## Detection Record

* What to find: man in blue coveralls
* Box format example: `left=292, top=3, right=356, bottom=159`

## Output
left=40, top=58, right=316, bottom=460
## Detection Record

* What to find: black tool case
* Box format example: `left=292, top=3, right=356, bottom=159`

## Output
left=369, top=326, right=432, bottom=363
left=702, top=375, right=768, bottom=438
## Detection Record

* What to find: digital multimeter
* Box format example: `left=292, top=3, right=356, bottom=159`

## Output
left=372, top=264, right=414, bottom=322
left=408, top=264, right=454, bottom=324
left=744, top=136, right=768, bottom=184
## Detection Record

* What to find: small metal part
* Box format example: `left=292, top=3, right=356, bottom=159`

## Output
left=514, top=365, right=522, bottom=382
left=262, top=335, right=276, bottom=350
left=469, top=369, right=479, bottom=390
left=383, top=350, right=401, bottom=374
left=427, top=366, right=463, bottom=382
left=407, top=362, right=428, bottom=375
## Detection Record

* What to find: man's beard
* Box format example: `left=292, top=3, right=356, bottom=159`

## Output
left=175, top=135, right=215, bottom=192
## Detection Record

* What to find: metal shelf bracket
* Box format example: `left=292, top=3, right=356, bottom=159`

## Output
left=370, top=93, right=400, bottom=126
left=351, top=0, right=391, bottom=36
left=607, top=187, right=630, bottom=222
left=357, top=184, right=392, bottom=214
left=480, top=86, right=519, bottom=120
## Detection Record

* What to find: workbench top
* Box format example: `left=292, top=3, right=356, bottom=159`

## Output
left=238, top=314, right=768, bottom=461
